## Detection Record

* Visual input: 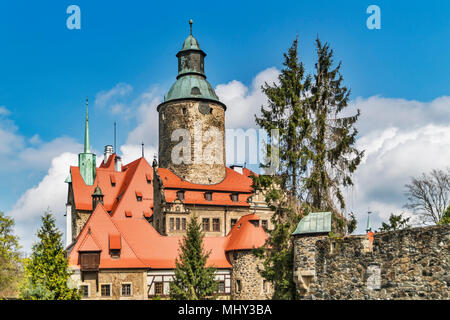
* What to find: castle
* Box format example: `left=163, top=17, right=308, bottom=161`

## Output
left=65, top=22, right=274, bottom=300
left=65, top=23, right=450, bottom=300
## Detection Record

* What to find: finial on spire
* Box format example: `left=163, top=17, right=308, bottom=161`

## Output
left=84, top=97, right=90, bottom=153
left=141, top=141, right=145, bottom=158
left=189, top=19, right=193, bottom=35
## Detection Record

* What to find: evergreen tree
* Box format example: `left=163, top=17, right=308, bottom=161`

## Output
left=304, top=38, right=364, bottom=213
left=253, top=37, right=363, bottom=299
left=0, top=211, right=23, bottom=298
left=19, top=212, right=80, bottom=300
left=379, top=213, right=410, bottom=232
left=170, top=216, right=218, bottom=300
left=256, top=37, right=311, bottom=199
left=254, top=38, right=310, bottom=300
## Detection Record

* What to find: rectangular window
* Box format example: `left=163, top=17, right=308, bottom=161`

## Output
left=236, top=280, right=241, bottom=293
left=101, top=284, right=111, bottom=297
left=212, top=218, right=220, bottom=232
left=176, top=218, right=180, bottom=230
left=169, top=218, right=174, bottom=231
left=154, top=282, right=163, bottom=296
left=202, top=218, right=210, bottom=232
left=231, top=219, right=237, bottom=228
left=182, top=218, right=186, bottom=230
left=177, top=191, right=185, bottom=200
left=204, top=192, right=212, bottom=201
left=137, top=196, right=142, bottom=202
left=262, top=219, right=268, bottom=230
left=218, top=281, right=225, bottom=293
left=263, top=280, right=267, bottom=292
left=231, top=194, right=238, bottom=202
left=80, top=285, right=89, bottom=298
left=121, top=283, right=132, bottom=296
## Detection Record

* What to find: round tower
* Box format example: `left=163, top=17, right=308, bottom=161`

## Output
left=157, top=20, right=226, bottom=185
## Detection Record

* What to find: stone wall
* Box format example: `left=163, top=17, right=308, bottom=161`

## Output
left=293, top=225, right=450, bottom=300
left=229, top=250, right=273, bottom=300
left=71, top=268, right=147, bottom=300
left=158, top=100, right=226, bottom=185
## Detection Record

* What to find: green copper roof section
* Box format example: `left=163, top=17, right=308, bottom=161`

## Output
left=164, top=75, right=220, bottom=102
left=92, top=185, right=103, bottom=196
left=64, top=173, right=72, bottom=183
left=162, top=20, right=222, bottom=105
left=181, top=35, right=201, bottom=51
left=292, top=212, right=332, bottom=235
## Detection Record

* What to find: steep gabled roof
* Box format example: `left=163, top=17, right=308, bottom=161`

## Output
left=70, top=156, right=154, bottom=217
left=68, top=204, right=147, bottom=269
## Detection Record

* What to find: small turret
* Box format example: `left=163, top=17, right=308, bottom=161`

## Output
left=92, top=185, right=104, bottom=211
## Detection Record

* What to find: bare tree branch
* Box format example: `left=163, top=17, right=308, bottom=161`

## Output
left=404, top=168, right=450, bottom=224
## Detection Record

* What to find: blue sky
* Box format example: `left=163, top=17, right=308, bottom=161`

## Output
left=1, top=1, right=449, bottom=251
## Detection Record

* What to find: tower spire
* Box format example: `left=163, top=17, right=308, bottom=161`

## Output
left=84, top=98, right=90, bottom=153
left=366, top=211, right=372, bottom=232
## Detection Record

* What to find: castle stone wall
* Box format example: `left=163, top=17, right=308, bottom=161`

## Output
left=229, top=251, right=273, bottom=300
left=294, top=225, right=450, bottom=300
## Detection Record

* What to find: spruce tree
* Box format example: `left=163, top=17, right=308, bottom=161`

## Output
left=253, top=38, right=310, bottom=300
left=19, top=212, right=80, bottom=300
left=170, top=216, right=218, bottom=300
left=304, top=38, right=364, bottom=213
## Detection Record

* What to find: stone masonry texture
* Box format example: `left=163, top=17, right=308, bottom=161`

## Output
left=294, top=225, right=450, bottom=300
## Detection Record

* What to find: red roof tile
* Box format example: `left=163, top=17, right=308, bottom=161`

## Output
left=225, top=214, right=268, bottom=252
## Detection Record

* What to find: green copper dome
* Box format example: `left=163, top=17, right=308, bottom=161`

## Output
left=164, top=75, right=219, bottom=102
left=181, top=35, right=201, bottom=51
left=162, top=22, right=223, bottom=106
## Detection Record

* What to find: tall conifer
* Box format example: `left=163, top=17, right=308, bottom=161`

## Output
left=20, top=212, right=80, bottom=300
left=170, top=216, right=218, bottom=300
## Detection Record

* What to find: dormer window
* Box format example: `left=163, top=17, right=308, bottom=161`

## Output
left=109, top=234, right=121, bottom=258
left=125, top=211, right=132, bottom=218
left=231, top=193, right=239, bottom=203
left=177, top=190, right=185, bottom=201
left=145, top=173, right=152, bottom=184
left=110, top=174, right=116, bottom=187
left=136, top=191, right=143, bottom=202
left=204, top=192, right=212, bottom=201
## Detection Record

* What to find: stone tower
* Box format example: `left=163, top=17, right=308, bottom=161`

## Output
left=157, top=20, right=226, bottom=185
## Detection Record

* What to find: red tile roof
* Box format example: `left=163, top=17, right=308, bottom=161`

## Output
left=225, top=214, right=268, bottom=252
left=68, top=204, right=248, bottom=269
left=109, top=234, right=121, bottom=250
left=68, top=155, right=266, bottom=271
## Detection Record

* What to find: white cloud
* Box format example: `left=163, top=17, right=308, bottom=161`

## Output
left=7, top=152, right=78, bottom=252
left=346, top=96, right=450, bottom=233
left=95, top=83, right=133, bottom=116
left=216, top=67, right=280, bottom=129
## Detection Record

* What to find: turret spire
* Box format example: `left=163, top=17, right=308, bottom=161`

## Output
left=189, top=19, right=193, bottom=35
left=84, top=98, right=90, bottom=153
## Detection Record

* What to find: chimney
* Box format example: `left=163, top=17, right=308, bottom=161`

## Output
left=104, top=145, right=114, bottom=164
left=115, top=156, right=122, bottom=172
left=230, top=165, right=243, bottom=175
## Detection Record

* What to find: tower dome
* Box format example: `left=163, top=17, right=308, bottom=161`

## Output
left=157, top=20, right=226, bottom=185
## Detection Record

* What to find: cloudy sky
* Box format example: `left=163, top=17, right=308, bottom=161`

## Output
left=0, top=1, right=449, bottom=252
